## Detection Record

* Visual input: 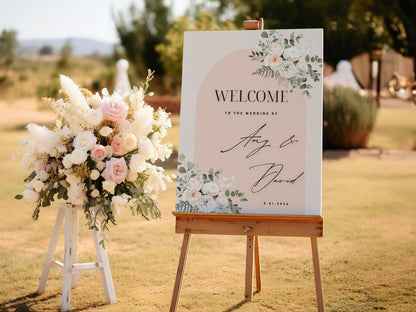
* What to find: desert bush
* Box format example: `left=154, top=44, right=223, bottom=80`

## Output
left=323, top=86, right=377, bottom=149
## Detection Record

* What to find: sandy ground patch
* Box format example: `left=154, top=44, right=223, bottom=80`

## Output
left=0, top=98, right=56, bottom=126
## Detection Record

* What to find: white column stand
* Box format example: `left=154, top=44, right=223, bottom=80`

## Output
left=37, top=203, right=116, bottom=311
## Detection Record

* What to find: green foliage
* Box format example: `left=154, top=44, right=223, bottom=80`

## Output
left=156, top=11, right=237, bottom=92
left=114, top=0, right=170, bottom=79
left=213, top=0, right=394, bottom=67
left=323, top=86, right=378, bottom=149
left=38, top=45, right=53, bottom=56
left=0, top=29, right=18, bottom=68
left=57, top=39, right=72, bottom=69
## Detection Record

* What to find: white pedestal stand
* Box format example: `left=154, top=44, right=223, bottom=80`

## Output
left=37, top=203, right=116, bottom=311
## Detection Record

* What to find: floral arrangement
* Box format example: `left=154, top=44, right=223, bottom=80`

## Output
left=249, top=30, right=322, bottom=97
left=175, top=154, right=247, bottom=213
left=16, top=70, right=173, bottom=234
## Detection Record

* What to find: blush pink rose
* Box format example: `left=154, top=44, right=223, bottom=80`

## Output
left=34, top=159, right=48, bottom=174
left=101, top=157, right=128, bottom=184
left=90, top=144, right=106, bottom=162
left=111, top=135, right=123, bottom=156
left=100, top=99, right=128, bottom=124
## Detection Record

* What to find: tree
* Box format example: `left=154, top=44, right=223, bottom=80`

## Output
left=114, top=0, right=170, bottom=78
left=57, top=40, right=72, bottom=69
left=212, top=0, right=392, bottom=68
left=156, top=11, right=237, bottom=91
left=383, top=0, right=416, bottom=78
left=0, top=29, right=18, bottom=67
left=39, top=45, right=53, bottom=55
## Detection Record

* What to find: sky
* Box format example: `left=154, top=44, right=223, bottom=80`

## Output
left=0, top=0, right=190, bottom=44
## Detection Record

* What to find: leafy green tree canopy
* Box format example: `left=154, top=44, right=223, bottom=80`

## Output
left=114, top=0, right=170, bottom=78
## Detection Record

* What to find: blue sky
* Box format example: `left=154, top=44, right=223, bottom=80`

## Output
left=0, top=0, right=189, bottom=43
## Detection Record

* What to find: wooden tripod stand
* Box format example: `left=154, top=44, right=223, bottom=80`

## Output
left=37, top=203, right=116, bottom=311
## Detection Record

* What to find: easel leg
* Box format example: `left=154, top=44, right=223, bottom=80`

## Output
left=311, top=237, right=325, bottom=312
left=71, top=208, right=80, bottom=289
left=62, top=206, right=78, bottom=312
left=245, top=235, right=254, bottom=301
left=93, top=226, right=117, bottom=304
left=254, top=236, right=261, bottom=292
left=37, top=205, right=65, bottom=294
left=170, top=234, right=191, bottom=312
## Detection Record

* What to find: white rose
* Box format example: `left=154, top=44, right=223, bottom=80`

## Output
left=264, top=53, right=282, bottom=71
left=70, top=149, right=88, bottom=165
left=23, top=189, right=39, bottom=203
left=188, top=177, right=202, bottom=191
left=183, top=188, right=201, bottom=203
left=102, top=180, right=116, bottom=194
left=33, top=180, right=44, bottom=192
left=277, top=60, right=298, bottom=79
left=123, top=132, right=137, bottom=152
left=96, top=161, right=106, bottom=171
left=91, top=189, right=100, bottom=197
left=73, top=131, right=96, bottom=151
left=38, top=170, right=49, bottom=181
left=129, top=153, right=146, bottom=173
left=196, top=195, right=216, bottom=212
left=99, top=126, right=113, bottom=137
left=85, top=109, right=103, bottom=127
left=202, top=182, right=219, bottom=196
left=131, top=105, right=154, bottom=139
left=90, top=169, right=100, bottom=180
left=283, top=47, right=300, bottom=61
left=119, top=119, right=132, bottom=132
left=62, top=154, right=73, bottom=169
left=126, top=170, right=138, bottom=182
left=139, top=137, right=154, bottom=160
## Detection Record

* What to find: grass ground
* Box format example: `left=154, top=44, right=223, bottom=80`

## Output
left=0, top=106, right=416, bottom=311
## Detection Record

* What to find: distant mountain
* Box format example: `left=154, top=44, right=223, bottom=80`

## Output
left=17, top=37, right=114, bottom=57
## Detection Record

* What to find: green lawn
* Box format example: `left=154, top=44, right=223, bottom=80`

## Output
left=368, top=107, right=416, bottom=150
left=0, top=107, right=416, bottom=311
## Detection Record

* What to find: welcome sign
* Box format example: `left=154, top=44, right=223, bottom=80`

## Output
left=176, top=29, right=323, bottom=216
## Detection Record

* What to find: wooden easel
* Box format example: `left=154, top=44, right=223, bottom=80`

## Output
left=37, top=203, right=116, bottom=311
left=170, top=213, right=324, bottom=312
left=170, top=19, right=325, bottom=312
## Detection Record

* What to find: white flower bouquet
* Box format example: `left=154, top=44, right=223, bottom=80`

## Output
left=16, top=70, right=173, bottom=234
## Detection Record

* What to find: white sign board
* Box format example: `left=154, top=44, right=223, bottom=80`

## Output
left=176, top=29, right=323, bottom=216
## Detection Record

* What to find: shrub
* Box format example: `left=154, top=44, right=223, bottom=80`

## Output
left=323, top=86, right=377, bottom=149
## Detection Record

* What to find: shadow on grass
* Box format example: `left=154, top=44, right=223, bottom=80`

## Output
left=0, top=292, right=107, bottom=312
left=0, top=292, right=59, bottom=311
left=222, top=291, right=261, bottom=312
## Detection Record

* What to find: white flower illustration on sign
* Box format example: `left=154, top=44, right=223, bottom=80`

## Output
left=249, top=31, right=322, bottom=97
left=176, top=154, right=247, bottom=213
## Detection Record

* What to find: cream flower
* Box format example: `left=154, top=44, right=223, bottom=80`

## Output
left=102, top=180, right=116, bottom=194
left=90, top=169, right=100, bottom=180
left=283, top=47, right=300, bottom=61
left=23, top=189, right=39, bottom=203
left=73, top=131, right=96, bottom=151
left=85, top=109, right=103, bottom=127
left=202, top=182, right=220, bottom=196
left=91, top=189, right=100, bottom=197
left=99, top=126, right=113, bottom=137
left=70, top=149, right=88, bottom=165
left=123, top=132, right=137, bottom=152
